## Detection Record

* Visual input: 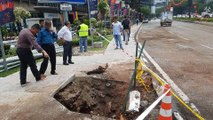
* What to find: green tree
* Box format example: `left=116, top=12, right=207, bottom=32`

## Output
left=206, top=1, right=213, bottom=11
left=197, top=2, right=205, bottom=14
left=124, top=0, right=141, bottom=11
left=14, top=7, right=31, bottom=31
left=140, top=6, right=151, bottom=17
left=98, top=0, right=110, bottom=20
left=173, top=0, right=188, bottom=15
left=156, top=7, right=164, bottom=17
left=173, top=0, right=206, bottom=15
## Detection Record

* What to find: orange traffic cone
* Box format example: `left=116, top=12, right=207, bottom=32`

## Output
left=158, top=84, right=172, bottom=120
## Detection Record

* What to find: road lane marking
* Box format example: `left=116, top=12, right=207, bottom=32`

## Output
left=168, top=31, right=174, bottom=34
left=177, top=44, right=192, bottom=49
left=168, top=31, right=190, bottom=41
left=178, top=36, right=190, bottom=41
left=200, top=44, right=213, bottom=50
left=168, top=39, right=175, bottom=41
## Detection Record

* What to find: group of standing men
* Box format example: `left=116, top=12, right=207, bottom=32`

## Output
left=15, top=16, right=131, bottom=87
left=16, top=20, right=89, bottom=87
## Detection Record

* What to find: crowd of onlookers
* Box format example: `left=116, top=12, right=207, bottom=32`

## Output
left=16, top=15, right=136, bottom=87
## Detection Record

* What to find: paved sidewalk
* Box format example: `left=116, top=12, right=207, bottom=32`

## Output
left=0, top=24, right=141, bottom=120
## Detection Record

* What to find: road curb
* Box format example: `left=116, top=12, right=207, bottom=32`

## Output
left=136, top=23, right=201, bottom=119
left=51, top=74, right=75, bottom=97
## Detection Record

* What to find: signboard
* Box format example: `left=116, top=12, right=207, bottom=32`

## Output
left=0, top=0, right=15, bottom=25
left=60, top=3, right=72, bottom=11
left=44, top=13, right=60, bottom=19
left=38, top=0, right=86, bottom=4
left=89, top=0, right=98, bottom=18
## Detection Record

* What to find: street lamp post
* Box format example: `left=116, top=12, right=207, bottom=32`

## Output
left=87, top=0, right=94, bottom=47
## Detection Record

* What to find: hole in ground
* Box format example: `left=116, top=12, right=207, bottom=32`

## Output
left=54, top=77, right=158, bottom=119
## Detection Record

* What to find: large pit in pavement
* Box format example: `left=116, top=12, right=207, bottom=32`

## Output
left=54, top=76, right=158, bottom=120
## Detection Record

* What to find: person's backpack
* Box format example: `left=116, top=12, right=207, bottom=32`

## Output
left=122, top=19, right=130, bottom=29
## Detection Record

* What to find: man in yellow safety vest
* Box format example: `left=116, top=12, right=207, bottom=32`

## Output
left=78, top=20, right=89, bottom=52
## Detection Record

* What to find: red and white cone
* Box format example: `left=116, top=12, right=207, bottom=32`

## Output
left=158, top=84, right=172, bottom=120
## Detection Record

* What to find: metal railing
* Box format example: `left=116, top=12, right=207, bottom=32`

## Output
left=0, top=43, right=63, bottom=73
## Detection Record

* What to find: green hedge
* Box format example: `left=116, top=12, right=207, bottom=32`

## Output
left=174, top=17, right=213, bottom=22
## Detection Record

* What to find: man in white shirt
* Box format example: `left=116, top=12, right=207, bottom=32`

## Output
left=112, top=16, right=123, bottom=50
left=58, top=21, right=74, bottom=65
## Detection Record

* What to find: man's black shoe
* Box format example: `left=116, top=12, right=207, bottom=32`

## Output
left=63, top=63, right=69, bottom=65
left=51, top=71, right=58, bottom=75
left=68, top=61, right=74, bottom=64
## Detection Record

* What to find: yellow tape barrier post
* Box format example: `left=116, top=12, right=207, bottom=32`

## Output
left=136, top=59, right=205, bottom=120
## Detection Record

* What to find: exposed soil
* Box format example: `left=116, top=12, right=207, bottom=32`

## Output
left=54, top=63, right=158, bottom=120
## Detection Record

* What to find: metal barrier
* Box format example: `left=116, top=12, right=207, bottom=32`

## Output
left=0, top=44, right=63, bottom=73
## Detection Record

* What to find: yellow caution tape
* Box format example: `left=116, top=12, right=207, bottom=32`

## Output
left=135, top=59, right=154, bottom=92
left=135, top=58, right=205, bottom=120
left=171, top=91, right=205, bottom=120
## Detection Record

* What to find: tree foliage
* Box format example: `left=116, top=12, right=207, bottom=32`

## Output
left=206, top=1, right=213, bottom=11
left=139, top=6, right=151, bottom=17
left=172, top=0, right=212, bottom=15
left=156, top=7, right=164, bottom=17
left=124, top=0, right=141, bottom=11
left=98, top=0, right=109, bottom=20
left=14, top=7, right=31, bottom=23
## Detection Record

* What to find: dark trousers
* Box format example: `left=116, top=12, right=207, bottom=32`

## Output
left=16, top=48, right=41, bottom=84
left=63, top=41, right=72, bottom=64
left=40, top=44, right=56, bottom=74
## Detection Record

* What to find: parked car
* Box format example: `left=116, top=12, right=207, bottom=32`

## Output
left=201, top=11, right=213, bottom=18
left=142, top=18, right=149, bottom=23
left=201, top=7, right=213, bottom=18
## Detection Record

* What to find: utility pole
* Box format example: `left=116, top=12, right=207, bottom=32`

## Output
left=188, top=0, right=193, bottom=18
left=87, top=0, right=94, bottom=47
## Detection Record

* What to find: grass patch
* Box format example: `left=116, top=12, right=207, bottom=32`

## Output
left=0, top=66, right=20, bottom=77
left=0, top=58, right=43, bottom=77
left=88, top=34, right=113, bottom=51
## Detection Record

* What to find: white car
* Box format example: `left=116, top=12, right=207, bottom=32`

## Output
left=142, top=18, right=149, bottom=23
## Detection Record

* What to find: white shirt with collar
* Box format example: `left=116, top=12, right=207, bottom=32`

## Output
left=58, top=26, right=72, bottom=41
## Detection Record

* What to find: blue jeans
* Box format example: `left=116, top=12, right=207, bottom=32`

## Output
left=79, top=37, right=88, bottom=52
left=114, top=35, right=123, bottom=49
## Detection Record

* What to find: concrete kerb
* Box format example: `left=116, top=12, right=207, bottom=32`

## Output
left=50, top=74, right=75, bottom=97
left=135, top=23, right=192, bottom=119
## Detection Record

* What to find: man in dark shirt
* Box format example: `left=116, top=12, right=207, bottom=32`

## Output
left=39, top=19, right=44, bottom=28
left=16, top=24, right=49, bottom=87
left=122, top=16, right=131, bottom=45
left=37, top=21, right=58, bottom=75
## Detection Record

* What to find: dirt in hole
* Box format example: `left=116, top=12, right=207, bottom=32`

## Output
left=54, top=76, right=158, bottom=120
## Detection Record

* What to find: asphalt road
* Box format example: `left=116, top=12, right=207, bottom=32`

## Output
left=139, top=20, right=213, bottom=120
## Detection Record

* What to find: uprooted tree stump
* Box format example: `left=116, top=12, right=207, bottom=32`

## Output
left=87, top=64, right=108, bottom=75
